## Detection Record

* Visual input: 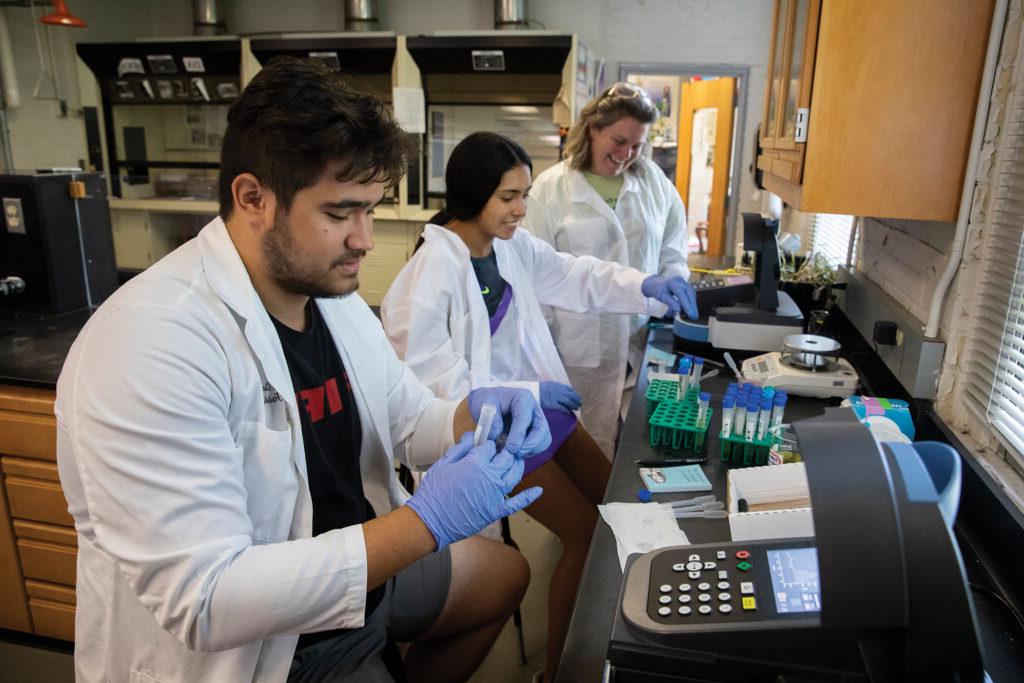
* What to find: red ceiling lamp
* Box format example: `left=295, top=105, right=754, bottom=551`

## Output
left=40, top=1, right=86, bottom=28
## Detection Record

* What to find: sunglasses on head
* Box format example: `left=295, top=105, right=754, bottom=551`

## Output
left=602, top=82, right=654, bottom=106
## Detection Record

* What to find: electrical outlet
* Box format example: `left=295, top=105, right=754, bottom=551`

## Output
left=3, top=197, right=24, bottom=234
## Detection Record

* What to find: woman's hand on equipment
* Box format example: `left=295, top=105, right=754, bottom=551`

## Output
left=641, top=274, right=698, bottom=320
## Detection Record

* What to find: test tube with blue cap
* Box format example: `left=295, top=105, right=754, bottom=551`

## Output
left=696, top=391, right=710, bottom=428
left=677, top=357, right=692, bottom=399
left=771, top=391, right=788, bottom=429
left=720, top=395, right=735, bottom=437
left=756, top=397, right=772, bottom=440
left=744, top=398, right=759, bottom=441
left=733, top=396, right=747, bottom=437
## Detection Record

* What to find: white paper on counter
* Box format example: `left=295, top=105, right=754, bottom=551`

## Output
left=392, top=87, right=425, bottom=133
left=598, top=503, right=690, bottom=572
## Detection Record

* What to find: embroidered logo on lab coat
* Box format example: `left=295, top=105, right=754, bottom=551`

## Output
left=262, top=382, right=284, bottom=404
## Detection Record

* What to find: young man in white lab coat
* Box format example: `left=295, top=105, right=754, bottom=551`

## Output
left=55, top=58, right=550, bottom=683
left=524, top=82, right=693, bottom=459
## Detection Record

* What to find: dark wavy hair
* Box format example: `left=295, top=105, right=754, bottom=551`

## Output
left=442, top=132, right=532, bottom=221
left=218, top=57, right=413, bottom=219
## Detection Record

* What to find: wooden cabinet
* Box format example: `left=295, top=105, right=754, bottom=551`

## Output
left=757, top=0, right=994, bottom=221
left=0, top=384, right=76, bottom=641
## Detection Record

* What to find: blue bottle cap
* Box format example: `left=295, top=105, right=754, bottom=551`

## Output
left=637, top=488, right=652, bottom=502
left=774, top=393, right=787, bottom=405
left=747, top=401, right=759, bottom=412
left=727, top=383, right=738, bottom=392
left=699, top=391, right=711, bottom=402
left=693, top=357, right=705, bottom=366
left=761, top=397, right=773, bottom=409
left=722, top=396, right=735, bottom=408
left=678, top=358, right=692, bottom=372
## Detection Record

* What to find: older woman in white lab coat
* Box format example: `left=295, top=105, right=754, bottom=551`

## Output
left=382, top=132, right=693, bottom=682
left=523, top=82, right=694, bottom=459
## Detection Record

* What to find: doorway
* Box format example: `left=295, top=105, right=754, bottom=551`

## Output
left=620, top=65, right=748, bottom=259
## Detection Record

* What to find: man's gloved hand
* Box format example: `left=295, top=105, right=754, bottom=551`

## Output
left=539, top=381, right=582, bottom=413
left=407, top=433, right=544, bottom=551
left=641, top=274, right=699, bottom=320
left=468, top=386, right=551, bottom=457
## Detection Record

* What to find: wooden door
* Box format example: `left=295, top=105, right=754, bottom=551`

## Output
left=675, top=77, right=736, bottom=257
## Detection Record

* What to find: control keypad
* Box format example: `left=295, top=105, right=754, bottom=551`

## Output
left=647, top=548, right=761, bottom=624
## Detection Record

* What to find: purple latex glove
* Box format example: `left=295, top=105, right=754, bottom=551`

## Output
left=407, top=433, right=544, bottom=550
left=539, top=381, right=582, bottom=413
left=468, top=386, right=551, bottom=457
left=642, top=274, right=699, bottom=320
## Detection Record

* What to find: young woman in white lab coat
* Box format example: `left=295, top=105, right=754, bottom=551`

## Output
left=523, top=82, right=694, bottom=459
left=382, top=132, right=686, bottom=682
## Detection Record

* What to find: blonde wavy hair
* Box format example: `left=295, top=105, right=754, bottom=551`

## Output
left=563, top=81, right=659, bottom=174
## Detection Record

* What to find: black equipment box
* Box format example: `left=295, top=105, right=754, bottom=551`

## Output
left=0, top=172, right=118, bottom=314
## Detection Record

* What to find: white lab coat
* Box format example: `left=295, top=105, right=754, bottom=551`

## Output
left=55, top=217, right=457, bottom=682
left=523, top=158, right=690, bottom=458
left=381, top=224, right=659, bottom=412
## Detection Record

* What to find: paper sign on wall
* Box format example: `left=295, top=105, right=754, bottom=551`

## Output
left=117, top=58, right=144, bottom=77
left=392, top=87, right=425, bottom=134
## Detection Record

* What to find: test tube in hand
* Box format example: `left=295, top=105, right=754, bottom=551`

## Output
left=473, top=403, right=497, bottom=447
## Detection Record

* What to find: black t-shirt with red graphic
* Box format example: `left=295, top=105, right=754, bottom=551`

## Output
left=271, top=302, right=385, bottom=648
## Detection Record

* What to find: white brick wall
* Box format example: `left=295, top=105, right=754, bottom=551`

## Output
left=1, top=0, right=195, bottom=170
left=856, top=217, right=954, bottom=324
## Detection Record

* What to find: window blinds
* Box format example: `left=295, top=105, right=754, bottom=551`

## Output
left=964, top=50, right=1024, bottom=469
left=810, top=213, right=855, bottom=267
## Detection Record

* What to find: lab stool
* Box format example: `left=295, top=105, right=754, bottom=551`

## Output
left=395, top=462, right=528, bottom=663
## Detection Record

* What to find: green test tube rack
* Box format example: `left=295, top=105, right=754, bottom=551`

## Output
left=648, top=387, right=713, bottom=454
left=645, top=378, right=684, bottom=418
left=719, top=430, right=775, bottom=467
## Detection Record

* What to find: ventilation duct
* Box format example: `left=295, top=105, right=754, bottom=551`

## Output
left=192, top=0, right=226, bottom=36
left=494, top=0, right=527, bottom=30
left=344, top=0, right=379, bottom=32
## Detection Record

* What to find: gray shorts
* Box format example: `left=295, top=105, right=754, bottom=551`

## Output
left=288, top=546, right=452, bottom=683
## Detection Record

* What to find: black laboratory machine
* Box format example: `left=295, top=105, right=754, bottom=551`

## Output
left=0, top=172, right=117, bottom=314
left=675, top=212, right=804, bottom=352
left=608, top=409, right=985, bottom=681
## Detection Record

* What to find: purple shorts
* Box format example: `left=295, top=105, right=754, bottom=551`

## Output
left=522, top=408, right=578, bottom=477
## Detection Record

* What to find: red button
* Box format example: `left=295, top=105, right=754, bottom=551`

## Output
left=735, top=550, right=751, bottom=559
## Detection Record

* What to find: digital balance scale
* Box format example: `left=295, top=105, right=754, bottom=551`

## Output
left=741, top=334, right=858, bottom=399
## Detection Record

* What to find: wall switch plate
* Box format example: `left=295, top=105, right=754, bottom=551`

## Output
left=3, top=197, right=24, bottom=234
left=795, top=107, right=809, bottom=143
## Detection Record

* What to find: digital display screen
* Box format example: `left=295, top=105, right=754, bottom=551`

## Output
left=767, top=547, right=821, bottom=613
